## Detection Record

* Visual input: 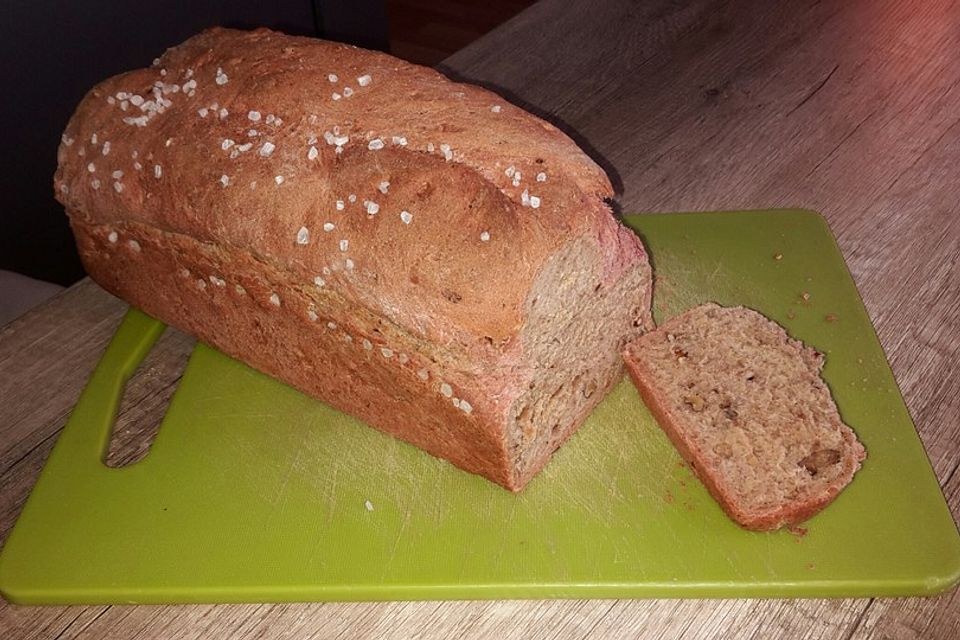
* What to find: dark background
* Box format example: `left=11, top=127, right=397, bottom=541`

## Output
left=0, top=0, right=533, bottom=286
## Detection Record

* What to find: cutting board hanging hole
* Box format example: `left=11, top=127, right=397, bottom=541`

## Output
left=103, top=328, right=194, bottom=468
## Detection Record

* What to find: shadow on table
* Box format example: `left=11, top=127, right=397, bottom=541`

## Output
left=436, top=65, right=626, bottom=211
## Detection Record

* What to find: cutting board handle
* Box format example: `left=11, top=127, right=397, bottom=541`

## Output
left=52, top=307, right=166, bottom=465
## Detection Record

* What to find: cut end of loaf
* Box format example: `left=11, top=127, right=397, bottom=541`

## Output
left=507, top=233, right=654, bottom=490
left=623, top=303, right=865, bottom=531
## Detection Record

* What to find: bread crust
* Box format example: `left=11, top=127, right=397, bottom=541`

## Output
left=55, top=28, right=653, bottom=490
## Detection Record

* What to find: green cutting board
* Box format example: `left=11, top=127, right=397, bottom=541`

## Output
left=2, top=210, right=958, bottom=604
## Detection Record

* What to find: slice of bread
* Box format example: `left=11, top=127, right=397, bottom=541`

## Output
left=622, top=303, right=865, bottom=531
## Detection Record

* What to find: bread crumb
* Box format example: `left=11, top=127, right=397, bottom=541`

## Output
left=774, top=253, right=783, bottom=260
left=825, top=313, right=838, bottom=322
left=801, top=291, right=811, bottom=302
left=364, top=500, right=374, bottom=511
left=440, top=383, right=453, bottom=398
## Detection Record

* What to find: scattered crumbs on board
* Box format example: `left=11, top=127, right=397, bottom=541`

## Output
left=800, top=291, right=811, bottom=303
left=788, top=525, right=809, bottom=541
left=773, top=252, right=783, bottom=261
left=825, top=313, right=839, bottom=322
left=364, top=499, right=374, bottom=512
left=664, top=490, right=674, bottom=504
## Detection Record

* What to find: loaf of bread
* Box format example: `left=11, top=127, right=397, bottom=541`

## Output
left=622, top=304, right=865, bottom=530
left=54, top=28, right=654, bottom=491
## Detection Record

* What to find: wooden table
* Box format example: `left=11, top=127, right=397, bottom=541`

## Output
left=3, top=0, right=959, bottom=636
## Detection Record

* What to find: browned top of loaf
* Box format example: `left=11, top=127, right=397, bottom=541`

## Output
left=54, top=27, right=616, bottom=348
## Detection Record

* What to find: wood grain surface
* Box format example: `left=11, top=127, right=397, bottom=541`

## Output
left=3, top=0, right=959, bottom=637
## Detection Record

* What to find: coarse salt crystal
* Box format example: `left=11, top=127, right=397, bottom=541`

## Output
left=343, top=87, right=354, bottom=97
left=128, top=239, right=140, bottom=251
left=154, top=165, right=162, bottom=178
left=222, top=138, right=235, bottom=150
left=368, top=138, right=384, bottom=150
left=366, top=201, right=379, bottom=215
left=323, top=222, right=335, bottom=232
left=339, top=239, right=349, bottom=252
left=108, top=231, right=118, bottom=243
left=248, top=110, right=261, bottom=122
left=440, top=383, right=453, bottom=398
left=215, top=67, right=228, bottom=85
left=400, top=210, right=413, bottom=224
left=297, top=226, right=309, bottom=245
left=381, top=347, right=393, bottom=358
left=133, top=161, right=142, bottom=171
left=491, top=105, right=502, bottom=113
left=357, top=74, right=372, bottom=86
left=328, top=74, right=338, bottom=83
left=101, top=141, right=111, bottom=155
left=260, top=142, right=275, bottom=157
left=418, top=369, right=429, bottom=380
left=269, top=293, right=280, bottom=306
left=530, top=195, right=541, bottom=208
left=345, top=258, right=354, bottom=270
left=348, top=194, right=357, bottom=203
left=460, top=399, right=473, bottom=414
left=314, top=276, right=325, bottom=287
left=391, top=136, right=408, bottom=146
left=308, top=146, right=319, bottom=160
left=439, top=143, right=452, bottom=160
left=521, top=189, right=530, bottom=206
left=536, top=172, right=547, bottom=182
left=111, top=170, right=123, bottom=179
left=274, top=175, right=284, bottom=185
left=505, top=165, right=515, bottom=177
left=336, top=200, right=344, bottom=210
left=87, top=162, right=96, bottom=173
left=113, top=181, right=123, bottom=193
left=362, top=338, right=372, bottom=350
left=308, top=309, right=318, bottom=322
left=220, top=174, right=230, bottom=187
left=198, top=108, right=208, bottom=118
left=480, top=231, right=490, bottom=242
left=219, top=107, right=228, bottom=119
left=91, top=179, right=100, bottom=189
left=332, top=92, right=342, bottom=101
left=364, top=500, right=374, bottom=511
left=327, top=321, right=338, bottom=330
